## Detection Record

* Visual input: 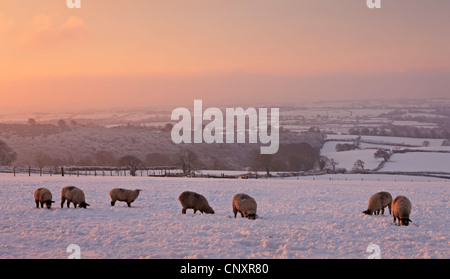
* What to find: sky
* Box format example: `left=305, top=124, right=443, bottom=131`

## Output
left=0, top=0, right=449, bottom=112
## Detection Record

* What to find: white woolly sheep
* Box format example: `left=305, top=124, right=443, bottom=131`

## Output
left=178, top=191, right=215, bottom=214
left=362, top=191, right=392, bottom=215
left=61, top=186, right=90, bottom=209
left=34, top=187, right=55, bottom=209
left=232, top=193, right=258, bottom=219
left=392, top=195, right=412, bottom=226
left=110, top=188, right=141, bottom=207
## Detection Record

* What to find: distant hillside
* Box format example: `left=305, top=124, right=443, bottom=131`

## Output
left=0, top=123, right=324, bottom=170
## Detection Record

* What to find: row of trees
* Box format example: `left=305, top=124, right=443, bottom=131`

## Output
left=1, top=141, right=323, bottom=177
left=349, top=126, right=450, bottom=140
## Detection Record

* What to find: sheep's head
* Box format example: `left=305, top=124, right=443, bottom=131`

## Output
left=362, top=210, right=373, bottom=215
left=45, top=200, right=55, bottom=209
left=246, top=213, right=257, bottom=220
left=400, top=218, right=412, bottom=226
left=79, top=202, right=90, bottom=209
left=204, top=207, right=215, bottom=214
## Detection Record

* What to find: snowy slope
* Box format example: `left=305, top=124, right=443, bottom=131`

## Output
left=383, top=153, right=450, bottom=173
left=0, top=174, right=448, bottom=259
left=321, top=149, right=384, bottom=171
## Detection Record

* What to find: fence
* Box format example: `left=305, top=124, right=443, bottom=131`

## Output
left=1, top=166, right=449, bottom=182
left=0, top=166, right=180, bottom=177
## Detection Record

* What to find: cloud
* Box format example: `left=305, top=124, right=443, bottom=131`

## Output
left=17, top=14, right=85, bottom=47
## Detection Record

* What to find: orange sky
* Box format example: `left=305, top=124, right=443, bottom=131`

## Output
left=0, top=0, right=449, bottom=112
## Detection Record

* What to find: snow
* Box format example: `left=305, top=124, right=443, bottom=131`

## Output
left=322, top=149, right=383, bottom=171
left=0, top=174, right=448, bottom=259
left=325, top=135, right=445, bottom=147
left=321, top=136, right=450, bottom=172
left=383, top=153, right=450, bottom=173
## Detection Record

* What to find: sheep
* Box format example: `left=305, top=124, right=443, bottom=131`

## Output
left=362, top=191, right=392, bottom=215
left=110, top=188, right=141, bottom=207
left=392, top=195, right=412, bottom=226
left=178, top=191, right=215, bottom=214
left=61, top=186, right=90, bottom=209
left=232, top=193, right=258, bottom=219
left=34, top=188, right=55, bottom=209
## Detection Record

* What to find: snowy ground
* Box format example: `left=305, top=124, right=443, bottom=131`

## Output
left=0, top=174, right=448, bottom=259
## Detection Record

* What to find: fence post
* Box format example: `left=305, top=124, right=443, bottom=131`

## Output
left=28, top=166, right=31, bottom=176
left=13, top=166, right=15, bottom=177
left=61, top=167, right=64, bottom=177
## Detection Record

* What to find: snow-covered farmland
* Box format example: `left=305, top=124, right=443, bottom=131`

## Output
left=325, top=135, right=445, bottom=147
left=321, top=148, right=384, bottom=171
left=321, top=136, right=450, bottom=172
left=383, top=153, right=450, bottom=173
left=0, top=174, right=448, bottom=259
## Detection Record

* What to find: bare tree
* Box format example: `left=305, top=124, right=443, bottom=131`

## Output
left=252, top=152, right=275, bottom=177
left=28, top=118, right=37, bottom=125
left=352, top=159, right=365, bottom=173
left=0, top=140, right=17, bottom=166
left=374, top=150, right=390, bottom=161
left=118, top=155, right=143, bottom=176
left=175, top=149, right=199, bottom=176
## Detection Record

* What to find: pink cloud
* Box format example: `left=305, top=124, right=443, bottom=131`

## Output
left=17, top=14, right=85, bottom=47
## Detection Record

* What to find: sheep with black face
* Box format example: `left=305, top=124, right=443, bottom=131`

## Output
left=178, top=191, right=214, bottom=214
left=362, top=191, right=392, bottom=215
left=34, top=188, right=55, bottom=209
left=232, top=193, right=258, bottom=220
left=61, top=186, right=90, bottom=209
left=392, top=195, right=412, bottom=226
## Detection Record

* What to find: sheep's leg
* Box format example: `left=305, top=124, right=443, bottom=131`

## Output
left=233, top=207, right=238, bottom=218
left=240, top=211, right=244, bottom=218
left=40, top=202, right=44, bottom=208
left=182, top=208, right=186, bottom=214
left=74, top=203, right=77, bottom=209
left=127, top=202, right=131, bottom=207
left=61, top=197, right=66, bottom=208
left=35, top=200, right=39, bottom=208
left=381, top=207, right=385, bottom=215
left=111, top=201, right=115, bottom=206
left=388, top=204, right=392, bottom=215
left=67, top=200, right=71, bottom=208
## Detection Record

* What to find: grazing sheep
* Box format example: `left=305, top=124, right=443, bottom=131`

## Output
left=61, top=186, right=90, bottom=209
left=392, top=195, right=412, bottom=226
left=110, top=188, right=141, bottom=207
left=232, top=193, right=258, bottom=219
left=178, top=191, right=214, bottom=214
left=34, top=188, right=55, bottom=209
left=362, top=191, right=392, bottom=215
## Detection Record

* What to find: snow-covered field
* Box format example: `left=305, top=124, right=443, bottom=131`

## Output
left=0, top=174, right=448, bottom=259
left=383, top=153, right=450, bottom=173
